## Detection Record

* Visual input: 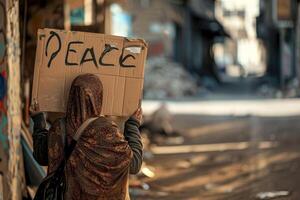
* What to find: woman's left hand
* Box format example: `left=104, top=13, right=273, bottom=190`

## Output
left=131, top=107, right=143, bottom=124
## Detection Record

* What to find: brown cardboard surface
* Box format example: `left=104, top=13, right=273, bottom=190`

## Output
left=31, top=28, right=147, bottom=116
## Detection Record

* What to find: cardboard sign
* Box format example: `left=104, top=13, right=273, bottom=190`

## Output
left=31, top=28, right=147, bottom=116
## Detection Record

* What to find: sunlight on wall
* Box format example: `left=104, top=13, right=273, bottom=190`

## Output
left=215, top=0, right=266, bottom=77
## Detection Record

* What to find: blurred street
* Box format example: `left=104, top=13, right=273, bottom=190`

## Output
left=137, top=114, right=300, bottom=200
left=134, top=79, right=300, bottom=200
left=142, top=77, right=300, bottom=117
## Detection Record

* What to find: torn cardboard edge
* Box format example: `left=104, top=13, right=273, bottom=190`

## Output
left=31, top=28, right=148, bottom=116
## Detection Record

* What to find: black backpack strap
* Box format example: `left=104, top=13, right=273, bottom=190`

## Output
left=59, top=118, right=67, bottom=155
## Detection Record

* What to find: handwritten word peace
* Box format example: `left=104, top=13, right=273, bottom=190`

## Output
left=45, top=31, right=139, bottom=68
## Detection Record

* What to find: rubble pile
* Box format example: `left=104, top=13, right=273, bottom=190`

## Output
left=144, top=57, right=198, bottom=99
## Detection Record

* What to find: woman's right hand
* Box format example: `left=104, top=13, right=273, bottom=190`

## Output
left=29, top=101, right=42, bottom=117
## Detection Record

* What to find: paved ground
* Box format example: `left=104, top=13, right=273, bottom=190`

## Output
left=133, top=114, right=300, bottom=200
left=133, top=78, right=300, bottom=200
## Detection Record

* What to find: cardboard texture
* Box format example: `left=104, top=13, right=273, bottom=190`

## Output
left=31, top=28, right=147, bottom=116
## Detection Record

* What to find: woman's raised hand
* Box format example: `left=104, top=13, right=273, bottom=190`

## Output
left=131, top=107, right=143, bottom=124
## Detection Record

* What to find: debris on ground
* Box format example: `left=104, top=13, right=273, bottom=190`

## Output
left=175, top=160, right=192, bottom=169
left=163, top=136, right=184, bottom=145
left=129, top=179, right=150, bottom=190
left=129, top=181, right=151, bottom=197
left=129, top=188, right=169, bottom=197
left=144, top=57, right=198, bottom=99
left=129, top=177, right=169, bottom=198
left=140, top=104, right=184, bottom=145
left=140, top=166, right=155, bottom=178
left=256, top=191, right=290, bottom=199
left=204, top=183, right=217, bottom=191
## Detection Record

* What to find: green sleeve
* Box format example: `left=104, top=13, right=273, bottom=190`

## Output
left=124, top=117, right=143, bottom=174
left=32, top=113, right=49, bottom=166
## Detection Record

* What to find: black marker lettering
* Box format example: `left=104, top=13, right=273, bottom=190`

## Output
left=99, top=44, right=119, bottom=66
left=45, top=31, right=61, bottom=68
left=65, top=41, right=83, bottom=66
left=80, top=47, right=98, bottom=67
left=119, top=47, right=136, bottom=68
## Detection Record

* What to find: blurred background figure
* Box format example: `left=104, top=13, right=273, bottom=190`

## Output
left=140, top=103, right=182, bottom=145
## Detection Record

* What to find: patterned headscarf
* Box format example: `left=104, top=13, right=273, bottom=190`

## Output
left=66, top=74, right=103, bottom=135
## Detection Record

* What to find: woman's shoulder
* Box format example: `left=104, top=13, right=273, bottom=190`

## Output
left=91, top=117, right=125, bottom=139
left=92, top=116, right=118, bottom=129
